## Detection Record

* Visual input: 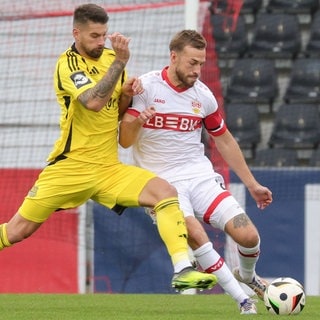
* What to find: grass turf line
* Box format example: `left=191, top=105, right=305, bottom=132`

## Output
left=0, top=294, right=318, bottom=319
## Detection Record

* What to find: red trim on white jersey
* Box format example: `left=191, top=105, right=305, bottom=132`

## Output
left=161, top=67, right=189, bottom=93
left=127, top=109, right=139, bottom=117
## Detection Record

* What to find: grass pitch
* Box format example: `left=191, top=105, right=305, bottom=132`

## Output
left=0, top=294, right=319, bottom=319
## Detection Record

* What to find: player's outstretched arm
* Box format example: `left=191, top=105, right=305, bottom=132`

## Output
left=213, top=129, right=272, bottom=209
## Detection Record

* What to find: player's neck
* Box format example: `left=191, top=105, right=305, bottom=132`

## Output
left=166, top=67, right=185, bottom=89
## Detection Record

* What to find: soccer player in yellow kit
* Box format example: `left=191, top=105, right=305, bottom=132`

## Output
left=0, top=4, right=217, bottom=291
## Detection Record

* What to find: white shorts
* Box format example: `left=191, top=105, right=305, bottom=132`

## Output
left=172, top=172, right=244, bottom=231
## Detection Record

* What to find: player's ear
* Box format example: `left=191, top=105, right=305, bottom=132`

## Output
left=170, top=50, right=177, bottom=62
left=73, top=27, right=79, bottom=39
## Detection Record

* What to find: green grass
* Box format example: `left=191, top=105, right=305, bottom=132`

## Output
left=0, top=294, right=319, bottom=320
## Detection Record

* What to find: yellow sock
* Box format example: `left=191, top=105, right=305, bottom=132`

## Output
left=0, top=223, right=12, bottom=250
left=154, top=197, right=190, bottom=266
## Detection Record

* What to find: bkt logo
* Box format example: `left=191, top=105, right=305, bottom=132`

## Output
left=144, top=114, right=202, bottom=131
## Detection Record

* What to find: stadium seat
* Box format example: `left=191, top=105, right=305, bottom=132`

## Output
left=209, top=0, right=244, bottom=15
left=210, top=14, right=248, bottom=58
left=305, top=11, right=320, bottom=57
left=224, top=58, right=278, bottom=112
left=268, top=104, right=320, bottom=150
left=266, top=0, right=319, bottom=14
left=247, top=13, right=301, bottom=59
left=309, top=148, right=320, bottom=166
left=283, top=58, right=320, bottom=104
left=225, top=103, right=261, bottom=157
left=209, top=0, right=263, bottom=15
left=240, top=0, right=263, bottom=14
left=253, top=148, right=299, bottom=167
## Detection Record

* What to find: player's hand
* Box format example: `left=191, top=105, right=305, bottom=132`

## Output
left=138, top=106, right=156, bottom=124
left=122, top=77, right=144, bottom=97
left=108, top=32, right=130, bottom=64
left=144, top=207, right=157, bottom=224
left=248, top=184, right=273, bottom=210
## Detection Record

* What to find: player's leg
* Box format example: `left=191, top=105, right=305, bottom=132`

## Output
left=0, top=224, right=11, bottom=249
left=185, top=216, right=249, bottom=303
left=0, top=169, right=59, bottom=250
left=178, top=176, right=256, bottom=313
left=224, top=215, right=268, bottom=299
left=192, top=173, right=266, bottom=301
left=138, top=177, right=189, bottom=266
left=208, top=186, right=267, bottom=300
left=139, top=177, right=218, bottom=291
left=192, top=238, right=257, bottom=315
left=225, top=213, right=260, bottom=279
left=187, top=217, right=250, bottom=302
left=104, top=165, right=217, bottom=291
left=0, top=158, right=94, bottom=251
left=0, top=211, right=44, bottom=250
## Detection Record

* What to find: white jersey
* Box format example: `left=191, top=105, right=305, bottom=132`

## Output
left=128, top=68, right=243, bottom=229
left=128, top=67, right=226, bottom=182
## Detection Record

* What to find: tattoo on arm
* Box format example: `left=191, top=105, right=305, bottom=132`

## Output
left=232, top=213, right=252, bottom=229
left=79, top=60, right=126, bottom=107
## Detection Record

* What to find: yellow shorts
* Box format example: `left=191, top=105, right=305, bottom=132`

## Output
left=19, top=157, right=156, bottom=223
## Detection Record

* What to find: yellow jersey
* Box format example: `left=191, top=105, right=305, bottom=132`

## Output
left=48, top=43, right=127, bottom=165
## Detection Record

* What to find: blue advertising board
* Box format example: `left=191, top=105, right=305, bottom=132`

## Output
left=93, top=168, right=320, bottom=294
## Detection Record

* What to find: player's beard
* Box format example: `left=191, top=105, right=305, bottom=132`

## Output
left=86, top=46, right=104, bottom=59
left=175, top=68, right=198, bottom=88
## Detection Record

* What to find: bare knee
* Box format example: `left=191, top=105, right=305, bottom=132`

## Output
left=239, top=230, right=260, bottom=248
left=139, top=177, right=178, bottom=206
left=6, top=213, right=42, bottom=244
left=153, top=178, right=178, bottom=200
left=225, top=214, right=260, bottom=248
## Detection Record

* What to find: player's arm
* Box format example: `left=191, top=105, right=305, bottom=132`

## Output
left=214, top=129, right=257, bottom=186
left=119, top=106, right=156, bottom=148
left=78, top=33, right=130, bottom=112
left=204, top=112, right=272, bottom=209
left=118, top=77, right=144, bottom=119
left=214, top=130, right=272, bottom=209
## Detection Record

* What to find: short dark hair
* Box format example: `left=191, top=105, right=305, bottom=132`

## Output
left=73, top=3, right=109, bottom=26
left=169, top=30, right=207, bottom=52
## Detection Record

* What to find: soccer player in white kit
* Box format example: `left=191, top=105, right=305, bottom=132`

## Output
left=119, top=30, right=273, bottom=314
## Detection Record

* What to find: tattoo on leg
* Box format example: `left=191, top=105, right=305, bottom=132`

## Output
left=232, top=213, right=251, bottom=229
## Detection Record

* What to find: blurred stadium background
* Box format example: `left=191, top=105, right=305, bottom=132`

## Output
left=0, top=0, right=319, bottom=296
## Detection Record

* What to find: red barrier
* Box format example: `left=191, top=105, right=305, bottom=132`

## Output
left=0, top=169, right=78, bottom=293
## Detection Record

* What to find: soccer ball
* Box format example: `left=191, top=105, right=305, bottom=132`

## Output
left=264, top=277, right=306, bottom=315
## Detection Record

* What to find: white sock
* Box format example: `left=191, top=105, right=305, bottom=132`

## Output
left=237, top=241, right=260, bottom=282
left=194, top=242, right=248, bottom=303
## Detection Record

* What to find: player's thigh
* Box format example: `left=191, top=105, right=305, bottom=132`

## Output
left=93, top=164, right=157, bottom=208
left=172, top=180, right=194, bottom=217
left=19, top=159, right=96, bottom=223
left=190, top=174, right=244, bottom=230
left=139, top=176, right=178, bottom=205
left=169, top=180, right=209, bottom=247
